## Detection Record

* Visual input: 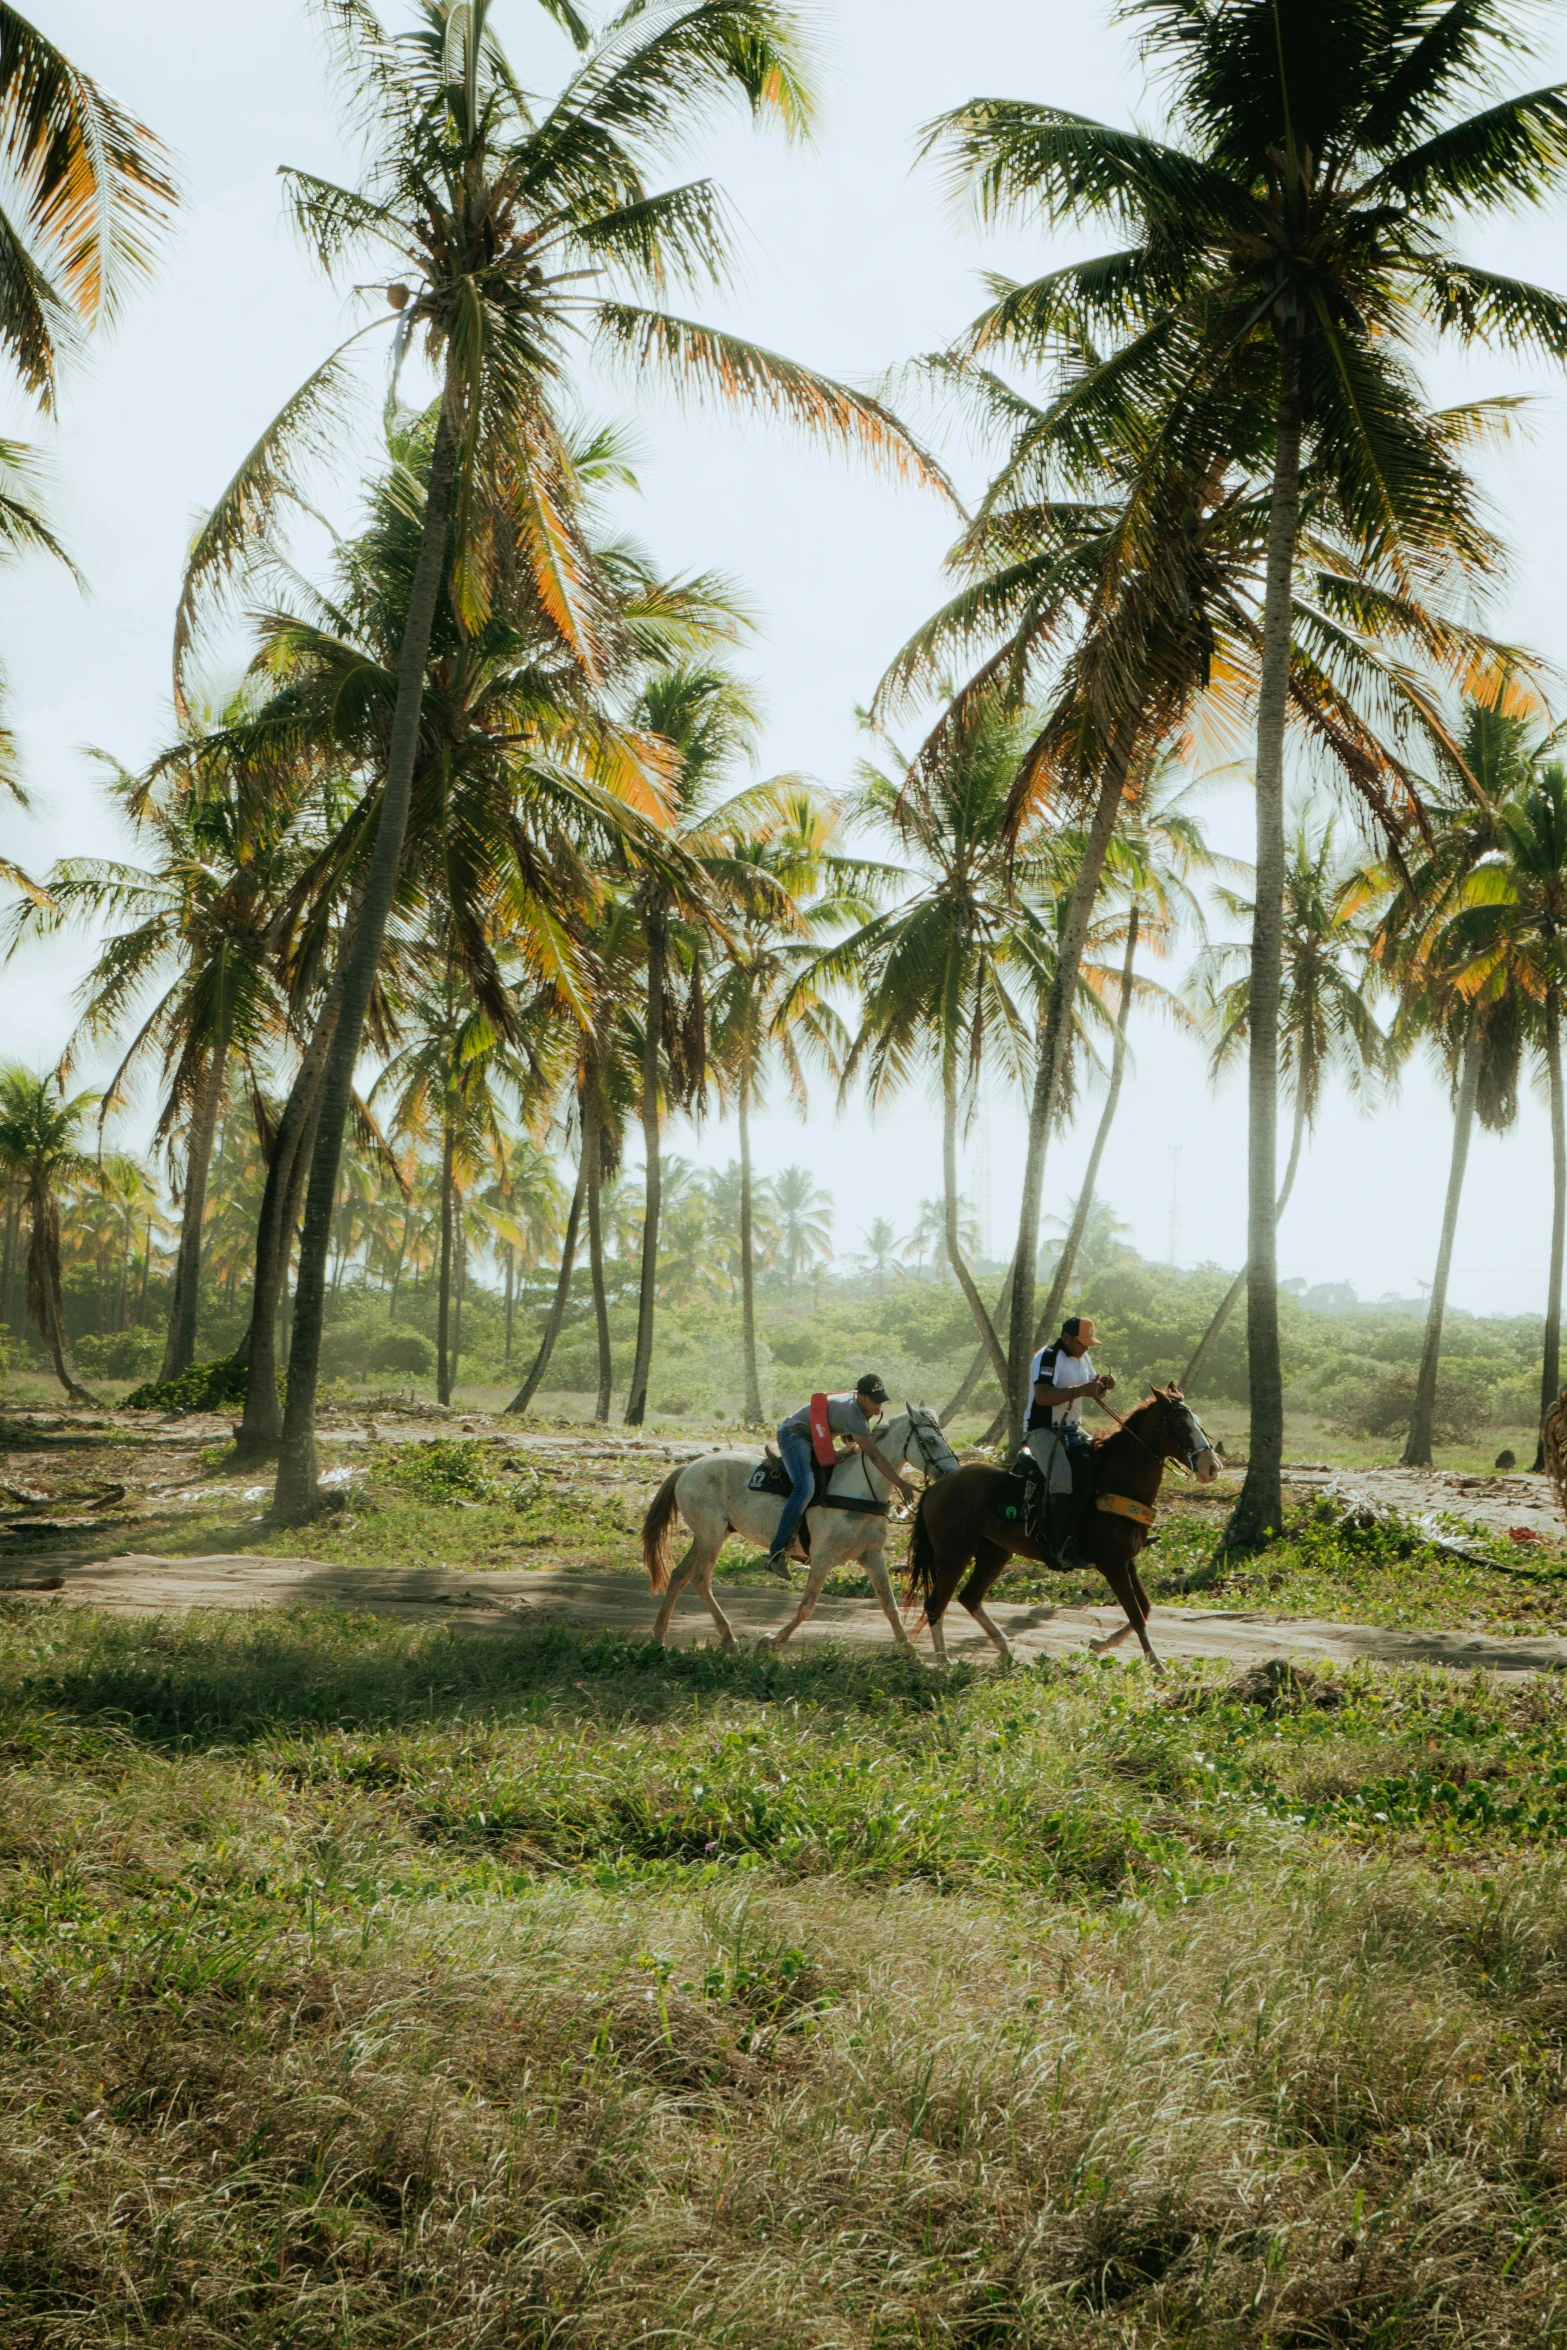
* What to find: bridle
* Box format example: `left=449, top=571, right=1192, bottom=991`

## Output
left=1090, top=1391, right=1212, bottom=1480
left=854, top=1406, right=957, bottom=1505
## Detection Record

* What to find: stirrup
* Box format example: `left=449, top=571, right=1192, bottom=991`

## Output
left=1059, top=1535, right=1088, bottom=1570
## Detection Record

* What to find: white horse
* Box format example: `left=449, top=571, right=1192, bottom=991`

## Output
left=641, top=1406, right=958, bottom=1653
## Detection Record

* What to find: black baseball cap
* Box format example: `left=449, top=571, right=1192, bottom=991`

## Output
left=855, top=1373, right=889, bottom=1401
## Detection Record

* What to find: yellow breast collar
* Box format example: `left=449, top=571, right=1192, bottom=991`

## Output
left=1096, top=1492, right=1156, bottom=1528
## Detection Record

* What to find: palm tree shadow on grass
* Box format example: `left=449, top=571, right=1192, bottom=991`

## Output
left=4, top=1615, right=954, bottom=1751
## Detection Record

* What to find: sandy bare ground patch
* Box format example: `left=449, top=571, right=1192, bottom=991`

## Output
left=1283, top=1461, right=1562, bottom=1542
left=4, top=1549, right=1566, bottom=1675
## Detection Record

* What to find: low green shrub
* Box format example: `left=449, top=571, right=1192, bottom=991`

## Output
left=122, top=1354, right=252, bottom=1414
left=367, top=1327, right=436, bottom=1377
left=74, top=1328, right=161, bottom=1380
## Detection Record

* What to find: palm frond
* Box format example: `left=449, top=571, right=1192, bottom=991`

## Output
left=596, top=304, right=957, bottom=496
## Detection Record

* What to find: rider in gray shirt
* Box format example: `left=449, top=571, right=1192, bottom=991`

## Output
left=767, top=1374, right=914, bottom=1580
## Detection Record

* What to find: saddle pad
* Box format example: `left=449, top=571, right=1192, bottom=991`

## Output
left=747, top=1458, right=792, bottom=1499
left=1096, top=1491, right=1156, bottom=1527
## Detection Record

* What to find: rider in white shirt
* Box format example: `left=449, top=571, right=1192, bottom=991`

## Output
left=1023, top=1315, right=1115, bottom=1567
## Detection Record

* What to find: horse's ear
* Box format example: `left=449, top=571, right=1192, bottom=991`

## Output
left=1167, top=1383, right=1185, bottom=1402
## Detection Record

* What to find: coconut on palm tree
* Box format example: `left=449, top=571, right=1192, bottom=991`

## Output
left=922, top=0, right=1567, bottom=1530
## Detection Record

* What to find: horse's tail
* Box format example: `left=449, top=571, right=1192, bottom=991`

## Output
left=642, top=1467, right=683, bottom=1592
left=905, top=1487, right=937, bottom=1613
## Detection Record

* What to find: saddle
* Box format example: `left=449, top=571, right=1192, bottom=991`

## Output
left=747, top=1443, right=890, bottom=1558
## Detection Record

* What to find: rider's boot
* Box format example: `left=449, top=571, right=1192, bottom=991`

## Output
left=764, top=1551, right=793, bottom=1582
left=1050, top=1492, right=1088, bottom=1570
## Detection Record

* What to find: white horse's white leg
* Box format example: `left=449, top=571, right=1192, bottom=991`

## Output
left=861, top=1544, right=916, bottom=1653
left=968, top=1601, right=1014, bottom=1665
left=757, top=1541, right=836, bottom=1650
left=651, top=1537, right=704, bottom=1645
left=693, top=1552, right=738, bottom=1650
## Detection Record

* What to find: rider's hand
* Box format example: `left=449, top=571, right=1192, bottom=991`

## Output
left=897, top=1476, right=916, bottom=1503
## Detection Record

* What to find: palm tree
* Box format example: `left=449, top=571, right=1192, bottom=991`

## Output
left=1376, top=698, right=1535, bottom=1468
left=1181, top=814, right=1395, bottom=1395
left=811, top=693, right=1050, bottom=1388
left=622, top=658, right=772, bottom=1426
left=375, top=939, right=532, bottom=1406
left=0, top=8, right=175, bottom=409
left=925, top=0, right=1567, bottom=1537
left=908, top=1193, right=978, bottom=1280
left=12, top=732, right=294, bottom=1383
left=176, top=0, right=942, bottom=1521
left=707, top=792, right=861, bottom=1421
left=0, top=1067, right=99, bottom=1401
left=1424, top=737, right=1567, bottom=1467
left=0, top=12, right=175, bottom=908
left=771, top=1163, right=833, bottom=1292
left=857, top=1217, right=904, bottom=1296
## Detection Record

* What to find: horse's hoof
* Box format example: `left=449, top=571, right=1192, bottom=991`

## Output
left=754, top=1633, right=776, bottom=1651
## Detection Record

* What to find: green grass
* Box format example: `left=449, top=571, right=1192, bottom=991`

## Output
left=9, top=1603, right=1567, bottom=2341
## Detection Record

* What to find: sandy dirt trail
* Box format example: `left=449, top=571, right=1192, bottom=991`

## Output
left=1, top=1416, right=1563, bottom=1674
left=6, top=1549, right=1567, bottom=1677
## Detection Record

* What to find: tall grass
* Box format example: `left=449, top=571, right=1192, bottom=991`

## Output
left=5, top=1603, right=1567, bottom=2342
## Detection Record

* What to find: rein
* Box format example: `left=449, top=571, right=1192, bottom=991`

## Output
left=1090, top=1394, right=1190, bottom=1479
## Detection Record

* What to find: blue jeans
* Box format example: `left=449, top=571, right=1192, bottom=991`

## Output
left=772, top=1426, right=816, bottom=1556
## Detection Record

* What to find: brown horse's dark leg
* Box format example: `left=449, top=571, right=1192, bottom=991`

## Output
left=1089, top=1555, right=1161, bottom=1670
left=923, top=1537, right=978, bottom=1666
left=956, top=1535, right=1020, bottom=1662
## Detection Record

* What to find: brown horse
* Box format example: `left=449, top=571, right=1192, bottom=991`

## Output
left=905, top=1387, right=1220, bottom=1669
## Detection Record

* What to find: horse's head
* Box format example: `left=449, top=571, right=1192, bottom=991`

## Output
left=896, top=1401, right=960, bottom=1482
left=1146, top=1385, right=1220, bottom=1481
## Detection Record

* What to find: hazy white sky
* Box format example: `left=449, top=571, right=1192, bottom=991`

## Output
left=4, top=0, right=1567, bottom=1316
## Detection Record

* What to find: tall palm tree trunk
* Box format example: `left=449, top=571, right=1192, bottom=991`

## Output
left=1537, top=985, right=1565, bottom=1470
left=158, top=1042, right=228, bottom=1383
left=504, top=1243, right=515, bottom=1368
left=626, top=908, right=665, bottom=1425
left=506, top=1153, right=586, bottom=1415
left=978, top=908, right=1145, bottom=1450
left=235, top=963, right=346, bottom=1457
left=1181, top=1094, right=1308, bottom=1395
left=1038, top=905, right=1139, bottom=1343
left=585, top=1104, right=612, bottom=1423
left=942, top=1266, right=1013, bottom=1425
left=273, top=371, right=462, bottom=1522
left=943, top=1054, right=1008, bottom=1387
left=738, top=1075, right=764, bottom=1425
left=436, top=1119, right=456, bottom=1408
left=453, top=1193, right=466, bottom=1385
left=1403, top=1025, right=1482, bottom=1468
left=1226, top=341, right=1304, bottom=1547
left=1004, top=725, right=1136, bottom=1435
left=1, top=1184, right=18, bottom=1332
left=28, top=1180, right=93, bottom=1404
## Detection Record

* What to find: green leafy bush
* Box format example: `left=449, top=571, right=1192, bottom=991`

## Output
left=367, top=1328, right=436, bottom=1377
left=376, top=1437, right=510, bottom=1505
left=123, top=1355, right=252, bottom=1414
left=75, top=1328, right=162, bottom=1380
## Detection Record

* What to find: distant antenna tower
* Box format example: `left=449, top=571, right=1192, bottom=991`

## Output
left=1167, top=1144, right=1182, bottom=1266
left=975, top=1112, right=992, bottom=1260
